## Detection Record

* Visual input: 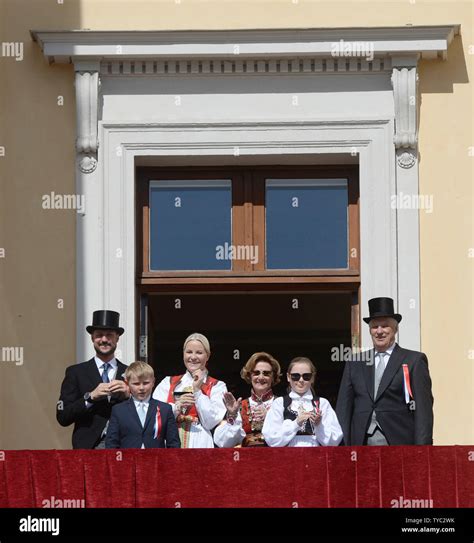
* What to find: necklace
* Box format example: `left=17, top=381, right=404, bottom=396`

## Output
left=247, top=394, right=273, bottom=432
left=250, top=389, right=274, bottom=403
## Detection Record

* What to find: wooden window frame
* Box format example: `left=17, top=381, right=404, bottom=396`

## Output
left=136, top=165, right=360, bottom=286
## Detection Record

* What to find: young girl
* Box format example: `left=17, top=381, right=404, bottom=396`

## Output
left=262, top=357, right=342, bottom=447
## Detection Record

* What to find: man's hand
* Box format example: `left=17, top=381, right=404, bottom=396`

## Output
left=90, top=383, right=111, bottom=401
left=108, top=379, right=130, bottom=399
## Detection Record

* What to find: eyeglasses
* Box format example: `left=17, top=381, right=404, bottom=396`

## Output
left=251, top=370, right=272, bottom=377
left=289, top=373, right=313, bottom=382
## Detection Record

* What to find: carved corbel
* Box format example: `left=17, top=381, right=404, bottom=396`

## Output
left=74, top=61, right=100, bottom=173
left=391, top=58, right=418, bottom=168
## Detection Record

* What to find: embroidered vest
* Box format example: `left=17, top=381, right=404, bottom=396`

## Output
left=240, top=397, right=275, bottom=447
left=240, top=398, right=253, bottom=435
left=283, top=394, right=320, bottom=436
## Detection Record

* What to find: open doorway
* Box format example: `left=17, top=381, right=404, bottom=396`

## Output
left=145, top=291, right=352, bottom=406
left=136, top=164, right=360, bottom=406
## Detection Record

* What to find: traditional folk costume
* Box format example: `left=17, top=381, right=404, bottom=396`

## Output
left=214, top=389, right=275, bottom=448
left=152, top=370, right=227, bottom=448
left=262, top=390, right=343, bottom=447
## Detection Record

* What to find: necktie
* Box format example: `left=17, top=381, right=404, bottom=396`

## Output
left=374, top=352, right=386, bottom=397
left=138, top=402, right=147, bottom=427
left=101, top=363, right=110, bottom=383
left=367, top=351, right=387, bottom=435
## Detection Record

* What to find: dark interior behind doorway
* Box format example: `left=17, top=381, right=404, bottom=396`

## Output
left=147, top=292, right=351, bottom=406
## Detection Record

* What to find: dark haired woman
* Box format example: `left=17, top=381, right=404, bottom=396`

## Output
left=262, top=357, right=342, bottom=447
left=214, top=352, right=281, bottom=447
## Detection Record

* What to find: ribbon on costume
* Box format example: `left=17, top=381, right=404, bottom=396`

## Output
left=153, top=405, right=162, bottom=439
left=402, top=364, right=414, bottom=404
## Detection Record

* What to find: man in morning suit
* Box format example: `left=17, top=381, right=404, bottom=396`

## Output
left=106, top=362, right=180, bottom=448
left=336, top=297, right=434, bottom=445
left=57, top=310, right=130, bottom=449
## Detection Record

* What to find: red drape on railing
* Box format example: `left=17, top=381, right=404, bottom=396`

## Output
left=0, top=447, right=472, bottom=508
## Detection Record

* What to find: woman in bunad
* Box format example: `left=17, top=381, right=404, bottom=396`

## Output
left=262, top=356, right=342, bottom=447
left=152, top=333, right=227, bottom=448
left=214, top=352, right=281, bottom=448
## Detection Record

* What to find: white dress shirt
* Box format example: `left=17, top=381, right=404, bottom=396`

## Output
left=262, top=390, right=343, bottom=447
left=375, top=343, right=395, bottom=371
left=153, top=370, right=227, bottom=448
left=85, top=357, right=119, bottom=408
left=132, top=394, right=151, bottom=449
left=132, top=395, right=151, bottom=419
left=95, top=356, right=118, bottom=379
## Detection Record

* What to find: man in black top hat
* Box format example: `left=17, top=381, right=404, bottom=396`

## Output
left=57, top=310, right=130, bottom=449
left=336, top=297, right=434, bottom=446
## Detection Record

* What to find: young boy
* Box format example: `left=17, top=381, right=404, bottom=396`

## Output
left=106, top=361, right=180, bottom=448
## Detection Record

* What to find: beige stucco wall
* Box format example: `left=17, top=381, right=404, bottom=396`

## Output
left=0, top=0, right=472, bottom=449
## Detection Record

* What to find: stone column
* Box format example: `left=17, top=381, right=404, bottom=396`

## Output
left=391, top=56, right=421, bottom=350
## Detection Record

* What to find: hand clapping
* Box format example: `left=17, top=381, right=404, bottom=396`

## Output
left=223, top=392, right=242, bottom=418
left=297, top=409, right=322, bottom=427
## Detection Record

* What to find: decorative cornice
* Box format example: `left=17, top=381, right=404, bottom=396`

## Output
left=100, top=57, right=392, bottom=76
left=31, top=25, right=460, bottom=64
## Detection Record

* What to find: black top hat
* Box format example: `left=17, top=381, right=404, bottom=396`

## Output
left=86, top=310, right=125, bottom=335
left=363, top=297, right=402, bottom=324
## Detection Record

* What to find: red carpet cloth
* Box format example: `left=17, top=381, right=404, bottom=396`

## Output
left=0, top=447, right=472, bottom=508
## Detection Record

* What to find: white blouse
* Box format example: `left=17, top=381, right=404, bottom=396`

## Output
left=213, top=396, right=274, bottom=448
left=262, top=390, right=343, bottom=447
left=152, top=370, right=227, bottom=448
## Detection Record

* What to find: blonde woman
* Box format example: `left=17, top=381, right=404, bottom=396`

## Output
left=262, top=357, right=342, bottom=447
left=152, top=333, right=227, bottom=448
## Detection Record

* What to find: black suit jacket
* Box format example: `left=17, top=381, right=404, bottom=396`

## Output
left=105, top=398, right=180, bottom=449
left=57, top=358, right=128, bottom=449
left=336, top=344, right=434, bottom=445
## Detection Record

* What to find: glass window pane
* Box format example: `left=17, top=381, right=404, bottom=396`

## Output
left=266, top=179, right=348, bottom=269
left=150, top=180, right=232, bottom=271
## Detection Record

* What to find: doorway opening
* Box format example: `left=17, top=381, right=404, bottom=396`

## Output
left=145, top=291, right=352, bottom=406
